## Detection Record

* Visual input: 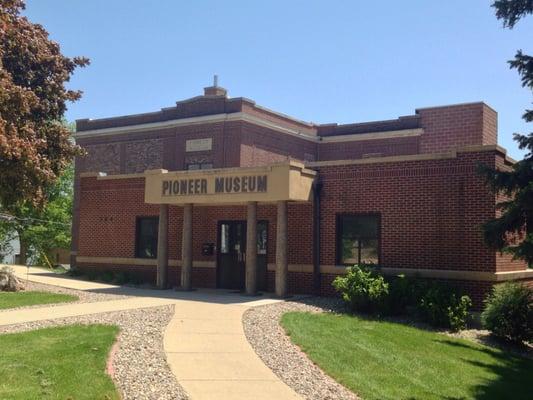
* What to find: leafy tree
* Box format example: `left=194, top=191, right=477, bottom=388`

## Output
left=0, top=163, right=73, bottom=265
left=0, top=0, right=88, bottom=208
left=479, top=1, right=533, bottom=266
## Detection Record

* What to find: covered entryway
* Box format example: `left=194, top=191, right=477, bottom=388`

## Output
left=217, top=220, right=268, bottom=291
left=144, top=162, right=316, bottom=297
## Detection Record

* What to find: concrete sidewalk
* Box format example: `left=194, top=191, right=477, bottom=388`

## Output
left=164, top=300, right=300, bottom=400
left=8, top=264, right=123, bottom=291
left=0, top=296, right=176, bottom=326
left=2, top=264, right=302, bottom=399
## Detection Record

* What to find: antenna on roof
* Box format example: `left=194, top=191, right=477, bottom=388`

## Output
left=213, top=74, right=218, bottom=87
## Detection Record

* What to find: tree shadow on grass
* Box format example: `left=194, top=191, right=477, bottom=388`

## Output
left=434, top=338, right=533, bottom=400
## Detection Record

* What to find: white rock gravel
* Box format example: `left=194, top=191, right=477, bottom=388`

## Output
left=243, top=297, right=359, bottom=400
left=0, top=305, right=188, bottom=400
left=0, top=280, right=129, bottom=312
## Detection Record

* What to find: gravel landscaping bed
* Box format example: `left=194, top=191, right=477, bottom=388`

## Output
left=243, top=297, right=358, bottom=400
left=0, top=305, right=188, bottom=400
left=0, top=280, right=129, bottom=312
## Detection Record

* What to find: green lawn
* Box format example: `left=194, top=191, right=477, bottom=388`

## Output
left=0, top=324, right=120, bottom=399
left=0, top=291, right=77, bottom=310
left=281, top=312, right=533, bottom=400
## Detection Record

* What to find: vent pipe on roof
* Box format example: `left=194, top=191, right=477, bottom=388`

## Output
left=204, top=75, right=227, bottom=97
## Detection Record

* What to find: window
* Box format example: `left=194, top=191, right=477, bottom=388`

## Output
left=135, top=217, right=158, bottom=258
left=218, top=221, right=267, bottom=255
left=336, top=214, right=380, bottom=265
left=220, top=223, right=230, bottom=254
left=257, top=221, right=267, bottom=255
left=186, top=162, right=213, bottom=170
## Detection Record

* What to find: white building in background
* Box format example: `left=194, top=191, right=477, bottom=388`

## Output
left=2, top=236, right=20, bottom=265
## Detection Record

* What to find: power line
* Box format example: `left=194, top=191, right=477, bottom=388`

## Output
left=0, top=212, right=71, bottom=227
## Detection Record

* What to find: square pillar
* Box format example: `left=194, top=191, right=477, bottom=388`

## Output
left=245, top=202, right=258, bottom=295
left=180, top=203, right=193, bottom=290
left=275, top=200, right=288, bottom=297
left=156, top=204, right=168, bottom=289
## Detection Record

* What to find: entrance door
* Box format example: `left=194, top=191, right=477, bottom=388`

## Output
left=217, top=221, right=268, bottom=291
left=217, top=221, right=246, bottom=290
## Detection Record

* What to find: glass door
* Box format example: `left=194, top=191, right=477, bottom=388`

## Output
left=217, top=221, right=246, bottom=290
left=217, top=220, right=268, bottom=291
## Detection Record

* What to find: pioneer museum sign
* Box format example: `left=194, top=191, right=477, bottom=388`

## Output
left=162, top=174, right=268, bottom=196
left=143, top=162, right=315, bottom=205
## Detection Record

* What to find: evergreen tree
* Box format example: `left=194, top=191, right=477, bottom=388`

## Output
left=480, top=1, right=533, bottom=266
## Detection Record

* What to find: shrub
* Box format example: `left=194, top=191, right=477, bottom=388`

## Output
left=113, top=272, right=127, bottom=285
left=333, top=265, right=389, bottom=314
left=85, top=270, right=98, bottom=281
left=100, top=271, right=114, bottom=283
left=384, top=274, right=426, bottom=315
left=481, top=282, right=533, bottom=343
left=126, top=271, right=144, bottom=286
left=67, top=268, right=83, bottom=277
left=418, top=283, right=472, bottom=331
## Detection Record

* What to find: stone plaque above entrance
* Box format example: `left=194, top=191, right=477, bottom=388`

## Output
left=185, top=138, right=212, bottom=152
left=144, top=162, right=316, bottom=205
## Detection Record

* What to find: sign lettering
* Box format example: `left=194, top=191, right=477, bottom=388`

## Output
left=162, top=175, right=267, bottom=196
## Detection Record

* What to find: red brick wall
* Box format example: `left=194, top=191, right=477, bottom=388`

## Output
left=417, top=103, right=497, bottom=153
left=77, top=150, right=506, bottom=282
left=318, top=151, right=498, bottom=272
left=239, top=122, right=317, bottom=166
left=76, top=149, right=528, bottom=309
left=482, top=106, right=498, bottom=145
left=78, top=177, right=158, bottom=258
left=78, top=150, right=508, bottom=275
left=318, top=136, right=419, bottom=161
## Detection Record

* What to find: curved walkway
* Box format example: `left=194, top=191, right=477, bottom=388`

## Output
left=164, top=298, right=300, bottom=400
left=2, top=265, right=301, bottom=400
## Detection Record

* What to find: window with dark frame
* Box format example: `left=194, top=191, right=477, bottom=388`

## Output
left=135, top=217, right=159, bottom=259
left=257, top=221, right=267, bottom=255
left=336, top=214, right=380, bottom=266
left=186, top=162, right=213, bottom=170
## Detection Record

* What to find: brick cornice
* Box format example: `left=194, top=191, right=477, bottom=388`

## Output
left=73, top=112, right=431, bottom=146
left=307, top=144, right=510, bottom=168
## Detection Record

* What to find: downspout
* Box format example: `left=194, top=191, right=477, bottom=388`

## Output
left=312, top=177, right=322, bottom=294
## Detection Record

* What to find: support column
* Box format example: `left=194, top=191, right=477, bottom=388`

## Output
left=156, top=204, right=169, bottom=289
left=245, top=202, right=258, bottom=295
left=275, top=200, right=288, bottom=297
left=180, top=203, right=193, bottom=290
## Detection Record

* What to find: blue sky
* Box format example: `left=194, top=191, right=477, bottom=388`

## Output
left=24, top=1, right=532, bottom=159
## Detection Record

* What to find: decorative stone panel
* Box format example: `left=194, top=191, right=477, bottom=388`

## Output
left=125, top=139, right=163, bottom=173
left=80, top=143, right=121, bottom=174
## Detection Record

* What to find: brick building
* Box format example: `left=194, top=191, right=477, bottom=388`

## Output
left=72, top=84, right=532, bottom=308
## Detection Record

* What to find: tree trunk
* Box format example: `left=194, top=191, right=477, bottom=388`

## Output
left=18, top=234, right=27, bottom=266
